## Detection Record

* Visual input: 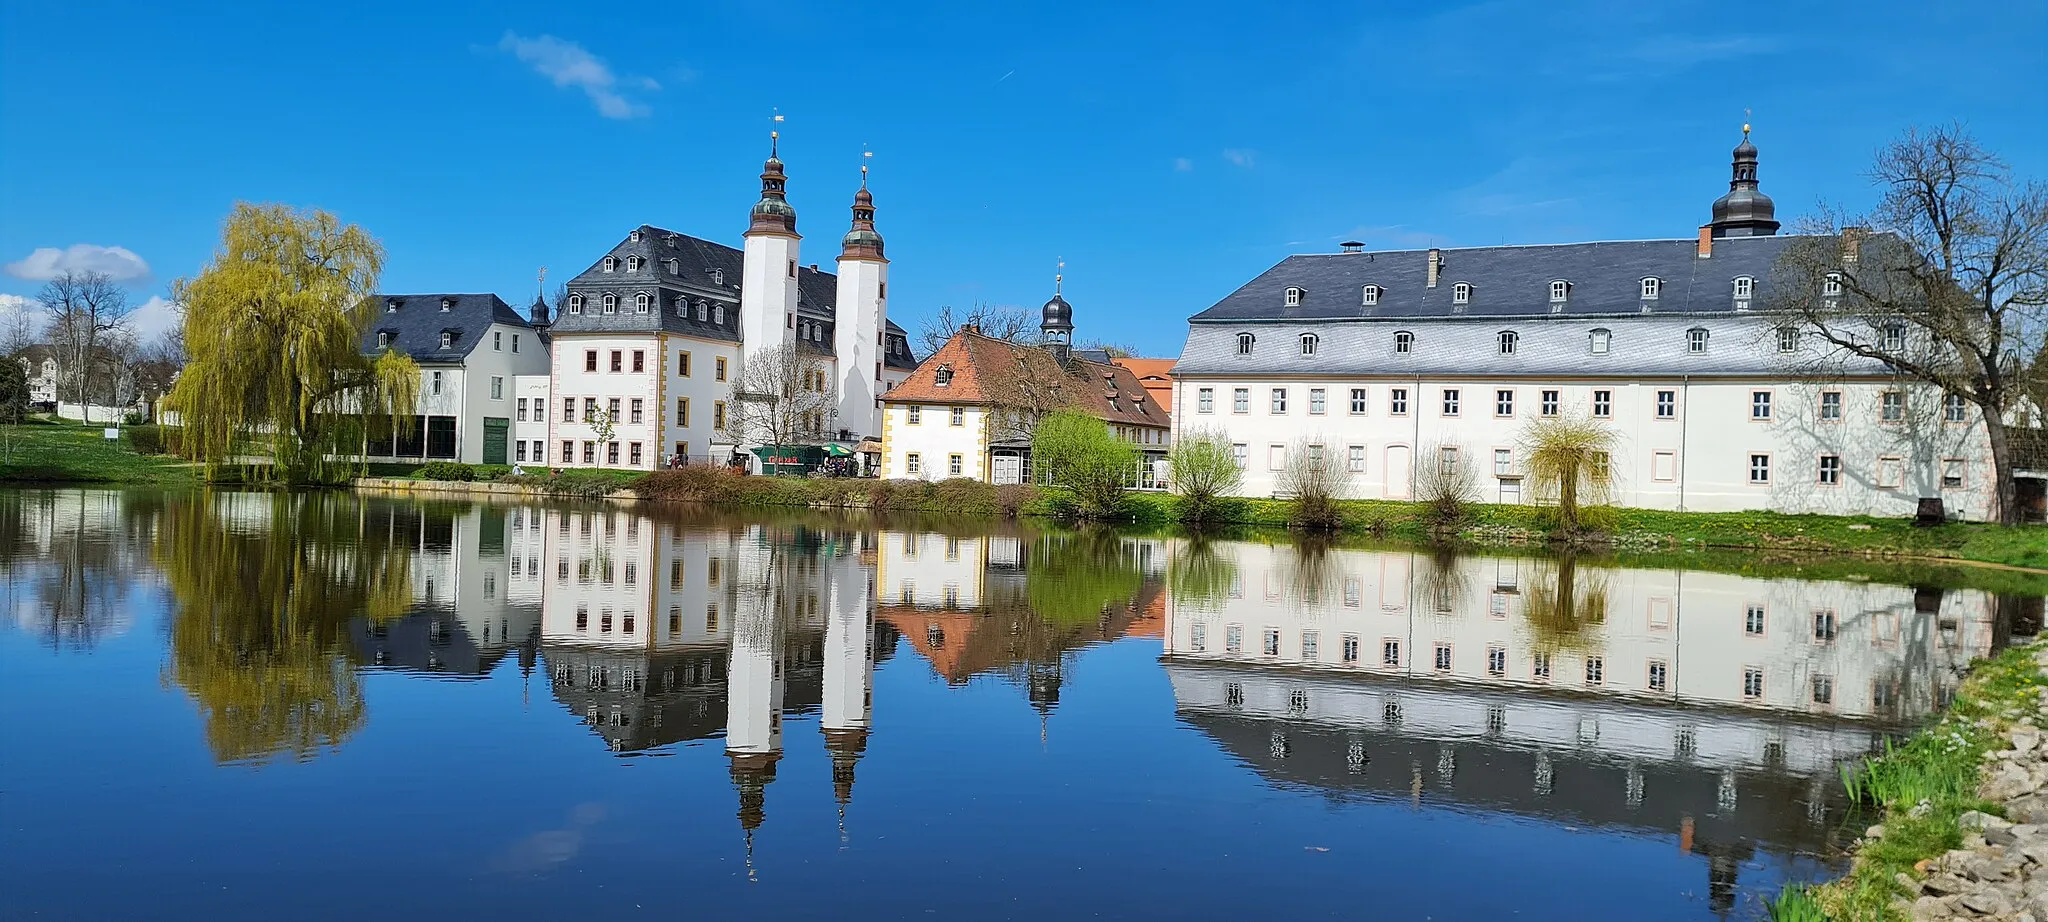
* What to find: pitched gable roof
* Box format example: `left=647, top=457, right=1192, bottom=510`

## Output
left=883, top=329, right=1168, bottom=429
left=362, top=294, right=529, bottom=362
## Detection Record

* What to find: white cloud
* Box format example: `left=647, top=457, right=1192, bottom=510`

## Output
left=1173, top=157, right=1195, bottom=173
left=125, top=295, right=182, bottom=344
left=5, top=244, right=151, bottom=282
left=498, top=32, right=650, bottom=119
left=1222, top=149, right=1256, bottom=169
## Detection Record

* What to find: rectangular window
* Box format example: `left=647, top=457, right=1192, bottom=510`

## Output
left=1495, top=389, right=1514, bottom=416
left=490, top=376, right=504, bottom=400
left=606, top=442, right=619, bottom=465
left=1743, top=668, right=1764, bottom=699
left=607, top=397, right=621, bottom=421
left=1881, top=391, right=1904, bottom=422
left=1348, top=445, right=1365, bottom=473
left=1812, top=675, right=1834, bottom=705
left=1381, top=639, right=1401, bottom=667
left=1745, top=605, right=1766, bottom=636
left=1540, top=389, right=1559, bottom=417
left=1876, top=455, right=1904, bottom=489
left=1349, top=388, right=1367, bottom=414
left=1433, top=644, right=1452, bottom=672
left=906, top=453, right=922, bottom=474
left=1655, top=390, right=1675, bottom=419
left=680, top=352, right=691, bottom=377
left=1486, top=646, right=1506, bottom=676
left=561, top=397, right=574, bottom=423
left=532, top=441, right=545, bottom=462
left=1232, top=388, right=1249, bottom=414
left=629, top=442, right=642, bottom=466
left=948, top=454, right=963, bottom=476
left=1197, top=388, right=1214, bottom=413
left=1749, top=453, right=1770, bottom=484
left=512, top=334, right=521, bottom=353
left=631, top=350, right=645, bottom=373
left=715, top=357, right=728, bottom=382
left=1648, top=660, right=1668, bottom=692
left=1308, top=388, right=1326, bottom=415
left=1441, top=388, right=1460, bottom=416
left=1820, top=390, right=1842, bottom=421
left=1232, top=443, right=1247, bottom=469
left=1390, top=388, right=1409, bottom=415
left=430, top=371, right=443, bottom=395
left=582, top=441, right=596, bottom=464
left=676, top=397, right=689, bottom=427
left=562, top=440, right=575, bottom=463
left=584, top=397, right=596, bottom=420
left=517, top=398, right=528, bottom=421
left=1270, top=388, right=1288, bottom=414
left=629, top=398, right=644, bottom=424
left=907, top=406, right=922, bottom=425
left=1301, top=632, right=1319, bottom=661
left=1751, top=390, right=1772, bottom=420
left=1342, top=634, right=1360, bottom=664
left=950, top=407, right=965, bottom=427
left=1813, top=609, right=1837, bottom=642
left=1268, top=444, right=1285, bottom=471
left=1532, top=652, right=1551, bottom=680
left=1494, top=449, right=1512, bottom=476
left=516, top=441, right=527, bottom=462
left=1584, top=657, right=1604, bottom=685
left=610, top=351, right=622, bottom=372
left=1652, top=450, right=1677, bottom=482
left=1942, top=458, right=1966, bottom=489
left=1944, top=393, right=1968, bottom=423
left=584, top=350, right=597, bottom=372
left=1262, top=629, right=1280, bottom=656
left=1818, top=454, right=1841, bottom=485
left=1189, top=622, right=1206, bottom=653
left=1592, top=389, right=1611, bottom=418
left=1225, top=625, right=1243, bottom=654
left=712, top=401, right=726, bottom=430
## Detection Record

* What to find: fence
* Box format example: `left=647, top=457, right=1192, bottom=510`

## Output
left=994, top=456, right=1172, bottom=492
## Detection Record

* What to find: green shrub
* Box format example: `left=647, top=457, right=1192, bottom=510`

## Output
left=126, top=425, right=166, bottom=455
left=416, top=461, right=476, bottom=481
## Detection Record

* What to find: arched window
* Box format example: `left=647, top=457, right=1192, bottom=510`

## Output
left=1588, top=328, right=1611, bottom=354
left=635, top=293, right=650, bottom=313
left=1361, top=285, right=1380, bottom=306
left=667, top=258, right=680, bottom=274
left=601, top=294, right=617, bottom=314
left=714, top=305, right=726, bottom=325
left=1640, top=277, right=1662, bottom=299
left=1394, top=331, right=1413, bottom=354
left=711, top=268, right=724, bottom=285
left=603, top=256, right=617, bottom=272
left=1550, top=280, right=1570, bottom=302
left=1823, top=272, right=1844, bottom=298
left=696, top=301, right=708, bottom=322
left=1299, top=333, right=1319, bottom=357
left=1452, top=282, right=1471, bottom=305
left=1686, top=327, right=1709, bottom=353
left=1284, top=287, right=1304, bottom=307
left=1733, top=276, right=1754, bottom=299
left=568, top=294, right=584, bottom=314
left=626, top=256, right=642, bottom=272
left=1235, top=332, right=1255, bottom=356
left=1497, top=331, right=1518, bottom=355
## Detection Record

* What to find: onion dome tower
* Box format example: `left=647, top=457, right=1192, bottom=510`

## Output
left=1041, top=262, right=1074, bottom=365
left=748, top=132, right=798, bottom=236
left=1708, top=122, right=1780, bottom=238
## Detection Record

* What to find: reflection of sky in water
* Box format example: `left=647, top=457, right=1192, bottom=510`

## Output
left=0, top=488, right=2026, bottom=921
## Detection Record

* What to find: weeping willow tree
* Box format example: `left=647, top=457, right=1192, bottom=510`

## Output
left=166, top=203, right=419, bottom=483
left=1520, top=415, right=1620, bottom=535
left=1025, top=530, right=1144, bottom=626
left=1166, top=537, right=1239, bottom=610
left=157, top=491, right=416, bottom=764
left=1522, top=555, right=1609, bottom=654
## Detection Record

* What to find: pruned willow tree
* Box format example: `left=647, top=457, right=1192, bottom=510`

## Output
left=166, top=204, right=420, bottom=483
left=1520, top=415, right=1619, bottom=535
left=1771, top=125, right=2048, bottom=524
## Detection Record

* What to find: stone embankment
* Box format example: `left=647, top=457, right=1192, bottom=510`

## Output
left=1895, top=648, right=2048, bottom=921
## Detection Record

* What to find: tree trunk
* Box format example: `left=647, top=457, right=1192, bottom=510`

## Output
left=1560, top=465, right=1579, bottom=533
left=1982, top=409, right=2019, bottom=526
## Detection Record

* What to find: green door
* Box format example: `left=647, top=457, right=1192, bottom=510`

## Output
left=481, top=417, right=509, bottom=465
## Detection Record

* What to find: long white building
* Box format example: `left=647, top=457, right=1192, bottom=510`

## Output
left=1171, top=132, right=1998, bottom=519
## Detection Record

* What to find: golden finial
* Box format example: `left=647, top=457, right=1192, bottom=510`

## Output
left=1743, top=108, right=1752, bottom=139
left=770, top=109, right=784, bottom=156
left=1055, top=257, right=1065, bottom=296
left=861, top=148, right=871, bottom=188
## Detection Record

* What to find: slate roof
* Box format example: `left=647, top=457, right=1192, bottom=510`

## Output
left=549, top=224, right=917, bottom=369
left=1191, top=235, right=1800, bottom=323
left=883, top=329, right=1170, bottom=429
left=362, top=294, right=531, bottom=363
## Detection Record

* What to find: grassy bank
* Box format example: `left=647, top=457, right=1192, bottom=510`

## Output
left=0, top=422, right=201, bottom=484
left=1771, top=643, right=2044, bottom=921
left=634, top=466, right=1043, bottom=517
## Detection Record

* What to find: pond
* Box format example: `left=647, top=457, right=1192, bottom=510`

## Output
left=1, top=487, right=2040, bottom=921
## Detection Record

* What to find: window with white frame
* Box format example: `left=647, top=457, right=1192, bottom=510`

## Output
left=667, top=258, right=679, bottom=274
left=1550, top=280, right=1569, bottom=302
left=1236, top=333, right=1255, bottom=355
left=1818, top=454, right=1842, bottom=485
left=1589, top=328, right=1610, bottom=354
left=1881, top=321, right=1905, bottom=353
left=568, top=294, right=584, bottom=314
left=602, top=294, right=617, bottom=314
left=1687, top=328, right=1709, bottom=353
left=1300, top=333, right=1318, bottom=356
left=1189, top=622, right=1206, bottom=653
left=1348, top=445, right=1365, bottom=472
left=1232, top=443, right=1247, bottom=469
left=626, top=255, right=641, bottom=271
left=1498, top=330, right=1518, bottom=355
left=1541, top=389, right=1560, bottom=416
left=1452, top=282, right=1471, bottom=304
left=1640, top=277, right=1661, bottom=299
left=1389, top=388, right=1409, bottom=415
left=1745, top=605, right=1765, bottom=635
left=1585, top=657, right=1604, bottom=684
left=1649, top=660, right=1668, bottom=691
left=1592, top=390, right=1612, bottom=418
left=1232, top=388, right=1249, bottom=413
left=1270, top=388, right=1288, bottom=413
left=1434, top=644, right=1453, bottom=671
left=1349, top=388, right=1367, bottom=414
left=1749, top=453, right=1771, bottom=483
left=1777, top=327, right=1799, bottom=352
left=1881, top=391, right=1905, bottom=422
left=1942, top=458, right=1966, bottom=489
left=1197, top=388, right=1214, bottom=413
left=1268, top=444, right=1286, bottom=471
left=1394, top=331, right=1413, bottom=353
left=1820, top=390, right=1843, bottom=421
left=1263, top=629, right=1280, bottom=656
left=1283, top=287, right=1303, bottom=306
left=1382, top=639, right=1401, bottom=666
left=1308, top=388, right=1326, bottom=414
left=1342, top=635, right=1359, bottom=664
left=603, top=256, right=616, bottom=271
left=1822, top=273, right=1843, bottom=297
left=1494, top=449, right=1512, bottom=476
left=1944, top=393, right=1967, bottom=422
left=1743, top=668, right=1764, bottom=699
left=1495, top=389, right=1514, bottom=416
left=1733, top=275, right=1755, bottom=307
left=1751, top=391, right=1772, bottom=420
left=1438, top=445, right=1460, bottom=474
left=1487, top=646, right=1506, bottom=676
left=1656, top=390, right=1676, bottom=419
left=1441, top=389, right=1460, bottom=416
left=1812, top=675, right=1834, bottom=705
left=635, top=293, right=650, bottom=313
left=1361, top=285, right=1380, bottom=306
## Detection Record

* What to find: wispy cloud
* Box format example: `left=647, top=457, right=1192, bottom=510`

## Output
left=1222, top=149, right=1256, bottom=168
left=5, top=244, right=151, bottom=282
left=1173, top=157, right=1195, bottom=173
left=497, top=32, right=652, bottom=119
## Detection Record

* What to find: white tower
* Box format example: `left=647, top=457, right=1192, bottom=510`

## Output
left=740, top=131, right=800, bottom=370
left=821, top=534, right=875, bottom=824
left=724, top=534, right=787, bottom=876
left=833, top=158, right=888, bottom=440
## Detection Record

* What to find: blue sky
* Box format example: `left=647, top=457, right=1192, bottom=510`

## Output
left=2, top=0, right=2043, bottom=356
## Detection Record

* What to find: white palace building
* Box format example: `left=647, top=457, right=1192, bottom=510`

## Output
left=1169, top=131, right=1999, bottom=519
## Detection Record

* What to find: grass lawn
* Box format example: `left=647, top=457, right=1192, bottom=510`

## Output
left=0, top=422, right=202, bottom=485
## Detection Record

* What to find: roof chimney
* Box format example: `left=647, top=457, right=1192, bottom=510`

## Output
left=1842, top=226, right=1866, bottom=263
left=1426, top=248, right=1443, bottom=288
left=1697, top=225, right=1714, bottom=259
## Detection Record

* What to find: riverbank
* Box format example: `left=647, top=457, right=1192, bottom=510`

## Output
left=1771, top=642, right=2048, bottom=921
left=0, top=423, right=201, bottom=484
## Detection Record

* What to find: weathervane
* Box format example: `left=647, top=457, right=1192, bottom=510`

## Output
left=1055, top=257, right=1064, bottom=296
left=1743, top=107, right=1752, bottom=139
left=861, top=147, right=872, bottom=188
left=771, top=108, right=784, bottom=156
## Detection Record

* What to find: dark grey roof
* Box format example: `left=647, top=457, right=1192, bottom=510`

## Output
left=363, top=294, right=531, bottom=363
left=550, top=224, right=917, bottom=370
left=1191, top=235, right=1800, bottom=323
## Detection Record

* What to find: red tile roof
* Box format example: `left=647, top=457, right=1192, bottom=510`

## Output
left=882, top=328, right=1168, bottom=430
left=1112, top=358, right=1175, bottom=413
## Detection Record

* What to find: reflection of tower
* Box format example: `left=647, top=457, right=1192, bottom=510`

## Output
left=725, top=542, right=787, bottom=880
left=1706, top=851, right=1741, bottom=918
left=1027, top=656, right=1064, bottom=744
left=822, top=537, right=875, bottom=836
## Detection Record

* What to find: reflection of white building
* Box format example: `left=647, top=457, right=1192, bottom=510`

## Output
left=350, top=501, right=541, bottom=676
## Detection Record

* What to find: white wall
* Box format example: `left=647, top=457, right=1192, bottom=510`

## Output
left=879, top=401, right=988, bottom=480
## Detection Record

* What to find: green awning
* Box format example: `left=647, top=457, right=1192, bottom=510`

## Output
left=822, top=443, right=855, bottom=457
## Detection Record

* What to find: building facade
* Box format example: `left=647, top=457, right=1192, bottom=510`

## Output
left=358, top=293, right=549, bottom=464
left=533, top=143, right=918, bottom=472
left=1171, top=134, right=1998, bottom=519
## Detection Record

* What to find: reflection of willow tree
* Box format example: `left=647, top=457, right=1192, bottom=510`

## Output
left=6, top=491, right=138, bottom=649
left=1167, top=538, right=1239, bottom=610
left=1025, top=530, right=1143, bottom=626
left=157, top=492, right=416, bottom=764
left=1522, top=555, right=1609, bottom=653
left=1414, top=547, right=1469, bottom=617
left=1281, top=536, right=1339, bottom=607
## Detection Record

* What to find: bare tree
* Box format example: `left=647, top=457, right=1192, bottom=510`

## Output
left=1771, top=125, right=2048, bottom=524
left=722, top=343, right=838, bottom=475
left=1, top=295, right=35, bottom=358
left=1415, top=440, right=1479, bottom=526
left=37, top=270, right=133, bottom=422
left=917, top=301, right=1036, bottom=356
left=1276, top=437, right=1350, bottom=530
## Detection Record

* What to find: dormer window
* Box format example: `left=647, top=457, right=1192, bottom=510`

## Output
left=1236, top=332, right=1255, bottom=356
left=601, top=294, right=617, bottom=315
left=1589, top=328, right=1611, bottom=354
left=667, top=258, right=679, bottom=274
left=1283, top=287, right=1304, bottom=307
left=626, top=255, right=642, bottom=272
left=603, top=256, right=617, bottom=272
left=1452, top=282, right=1471, bottom=305
left=568, top=294, right=584, bottom=314
left=385, top=298, right=399, bottom=313
left=1299, top=333, right=1319, bottom=357
left=440, top=297, right=454, bottom=312
left=714, top=304, right=725, bottom=325
left=1550, top=280, right=1570, bottom=302
left=1822, top=273, right=1843, bottom=306
left=1776, top=327, right=1799, bottom=353
left=935, top=364, right=954, bottom=386
left=635, top=293, right=650, bottom=313
left=1361, top=285, right=1380, bottom=306
left=1640, top=277, right=1662, bottom=300
left=711, top=269, right=724, bottom=285
left=1394, top=331, right=1413, bottom=354
left=696, top=301, right=708, bottom=322
left=377, top=331, right=393, bottom=348
left=1880, top=321, right=1905, bottom=353
left=629, top=230, right=642, bottom=243
left=1687, top=327, right=1709, bottom=354
left=439, top=331, right=454, bottom=349
left=1497, top=331, right=1518, bottom=355
left=1733, top=276, right=1754, bottom=299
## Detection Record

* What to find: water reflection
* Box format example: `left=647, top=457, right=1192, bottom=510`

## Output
left=1159, top=539, right=2003, bottom=915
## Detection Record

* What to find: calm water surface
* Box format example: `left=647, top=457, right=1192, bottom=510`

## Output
left=1, top=488, right=2036, bottom=921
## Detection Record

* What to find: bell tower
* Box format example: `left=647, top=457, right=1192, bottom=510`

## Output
left=834, top=153, right=888, bottom=440
left=741, top=122, right=801, bottom=367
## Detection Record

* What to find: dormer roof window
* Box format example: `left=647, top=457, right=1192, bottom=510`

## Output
left=1236, top=332, right=1255, bottom=356
left=377, top=330, right=393, bottom=348
left=711, top=268, right=724, bottom=285
left=626, top=255, right=642, bottom=272
left=1640, top=277, right=1662, bottom=300
left=601, top=294, right=617, bottom=314
left=934, top=364, right=954, bottom=386
left=603, top=256, right=616, bottom=272
left=1299, top=333, right=1319, bottom=357
left=696, top=301, right=708, bottom=322
left=667, top=258, right=679, bottom=274
left=1451, top=282, right=1471, bottom=305
left=1733, top=276, right=1754, bottom=311
left=438, top=330, right=455, bottom=349
left=439, top=297, right=454, bottom=312
left=1361, top=285, right=1381, bottom=306
left=1284, top=287, right=1304, bottom=307
left=1687, top=327, right=1709, bottom=354
left=568, top=294, right=584, bottom=314
left=1394, top=330, right=1413, bottom=353
left=714, top=304, right=725, bottom=325
left=1549, top=280, right=1570, bottom=302
left=1589, top=328, right=1611, bottom=354
left=385, top=298, right=399, bottom=312
left=634, top=292, right=650, bottom=313
left=1497, top=330, right=1518, bottom=355
left=629, top=229, right=642, bottom=242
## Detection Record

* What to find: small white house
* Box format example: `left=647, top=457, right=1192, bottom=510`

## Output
left=359, top=294, right=549, bottom=465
